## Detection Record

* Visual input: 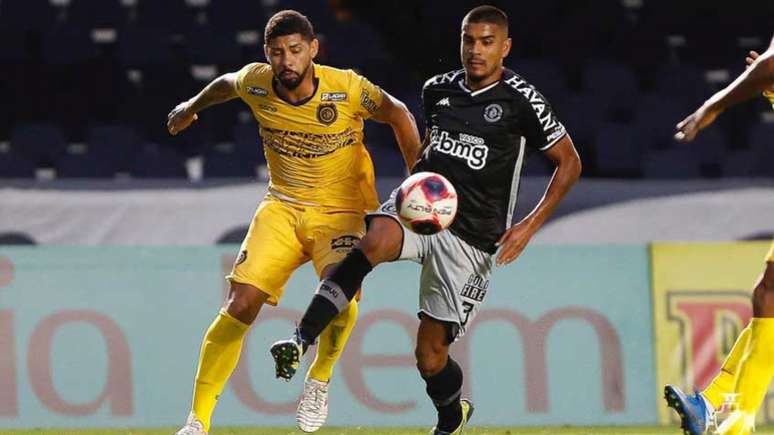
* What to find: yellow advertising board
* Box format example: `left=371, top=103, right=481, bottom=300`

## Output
left=652, top=241, right=773, bottom=424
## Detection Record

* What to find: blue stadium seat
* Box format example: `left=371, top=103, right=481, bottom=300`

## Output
left=722, top=150, right=756, bottom=177
left=130, top=142, right=188, bottom=178
left=652, top=64, right=710, bottom=104
left=594, top=123, right=643, bottom=177
left=232, top=123, right=266, bottom=164
left=554, top=94, right=606, bottom=147
left=0, top=149, right=36, bottom=178
left=642, top=148, right=702, bottom=179
left=509, top=59, right=567, bottom=100
left=749, top=121, right=774, bottom=155
left=203, top=142, right=258, bottom=178
left=87, top=124, right=141, bottom=172
left=185, top=28, right=242, bottom=65
left=583, top=61, right=639, bottom=105
left=367, top=141, right=406, bottom=178
left=55, top=143, right=119, bottom=178
left=689, top=127, right=728, bottom=166
left=117, top=27, right=173, bottom=66
left=10, top=123, right=67, bottom=167
left=633, top=94, right=692, bottom=150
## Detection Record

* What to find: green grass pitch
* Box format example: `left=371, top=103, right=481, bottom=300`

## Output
left=2, top=428, right=774, bottom=435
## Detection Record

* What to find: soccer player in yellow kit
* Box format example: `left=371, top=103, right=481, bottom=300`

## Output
left=664, top=36, right=774, bottom=435
left=166, top=10, right=421, bottom=435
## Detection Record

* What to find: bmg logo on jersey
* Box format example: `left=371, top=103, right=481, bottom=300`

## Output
left=429, top=127, right=489, bottom=170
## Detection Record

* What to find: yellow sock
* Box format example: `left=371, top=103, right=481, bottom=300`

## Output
left=308, top=299, right=359, bottom=382
left=191, top=309, right=249, bottom=432
left=724, top=318, right=774, bottom=435
left=703, top=325, right=751, bottom=409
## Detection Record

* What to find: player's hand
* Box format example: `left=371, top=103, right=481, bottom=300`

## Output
left=166, top=101, right=199, bottom=135
left=746, top=51, right=774, bottom=94
left=494, top=219, right=536, bottom=267
left=674, top=104, right=721, bottom=142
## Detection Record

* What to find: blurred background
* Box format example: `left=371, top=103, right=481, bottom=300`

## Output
left=0, top=0, right=773, bottom=181
left=1, top=0, right=774, bottom=431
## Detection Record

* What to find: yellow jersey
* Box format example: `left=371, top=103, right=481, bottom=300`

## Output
left=235, top=62, right=384, bottom=212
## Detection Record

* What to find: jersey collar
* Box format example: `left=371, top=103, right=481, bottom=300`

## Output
left=458, top=76, right=501, bottom=97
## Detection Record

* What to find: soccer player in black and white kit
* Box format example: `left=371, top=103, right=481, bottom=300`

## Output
left=271, top=6, right=581, bottom=434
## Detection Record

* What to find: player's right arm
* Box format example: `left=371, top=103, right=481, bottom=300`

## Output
left=166, top=72, right=239, bottom=135
left=675, top=35, right=774, bottom=142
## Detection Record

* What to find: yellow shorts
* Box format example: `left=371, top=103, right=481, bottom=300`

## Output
left=226, top=197, right=367, bottom=305
left=767, top=241, right=774, bottom=263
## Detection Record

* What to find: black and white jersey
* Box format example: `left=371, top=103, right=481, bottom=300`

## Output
left=414, top=68, right=567, bottom=254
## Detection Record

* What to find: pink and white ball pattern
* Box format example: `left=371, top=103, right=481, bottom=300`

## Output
left=395, top=172, right=458, bottom=235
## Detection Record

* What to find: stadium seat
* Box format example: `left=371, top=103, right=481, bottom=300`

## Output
left=652, top=64, right=710, bottom=104
left=367, top=141, right=406, bottom=178
left=117, top=27, right=173, bottom=66
left=749, top=122, right=774, bottom=155
left=633, top=94, right=692, bottom=151
left=642, top=148, right=702, bottom=179
left=55, top=143, right=119, bottom=178
left=87, top=124, right=141, bottom=172
left=202, top=142, right=258, bottom=178
left=594, top=123, right=644, bottom=177
left=721, top=150, right=756, bottom=177
left=185, top=27, right=242, bottom=66
left=10, top=123, right=67, bottom=167
left=583, top=61, right=640, bottom=110
left=508, top=59, right=567, bottom=100
left=232, top=123, right=266, bottom=164
left=0, top=149, right=36, bottom=178
left=130, top=142, right=188, bottom=178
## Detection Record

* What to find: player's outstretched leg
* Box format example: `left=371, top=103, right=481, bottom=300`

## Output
left=716, top=260, right=774, bottom=435
left=271, top=216, right=402, bottom=380
left=663, top=385, right=711, bottom=435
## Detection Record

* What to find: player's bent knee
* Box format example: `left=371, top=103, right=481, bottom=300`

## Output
left=224, top=282, right=270, bottom=325
left=359, top=216, right=403, bottom=265
left=414, top=342, right=447, bottom=376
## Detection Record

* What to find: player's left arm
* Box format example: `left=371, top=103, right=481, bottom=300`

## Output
left=370, top=90, right=423, bottom=169
left=495, top=134, right=581, bottom=266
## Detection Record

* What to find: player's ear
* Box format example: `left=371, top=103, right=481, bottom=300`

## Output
left=263, top=43, right=270, bottom=61
left=310, top=38, right=320, bottom=59
left=502, top=37, right=512, bottom=60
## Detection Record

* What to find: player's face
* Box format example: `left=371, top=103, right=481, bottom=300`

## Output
left=265, top=34, right=319, bottom=90
left=460, top=22, right=511, bottom=83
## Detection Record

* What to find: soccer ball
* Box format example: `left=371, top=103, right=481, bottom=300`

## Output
left=395, top=172, right=458, bottom=235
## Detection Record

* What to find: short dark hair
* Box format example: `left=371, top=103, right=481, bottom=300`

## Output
left=264, top=10, right=315, bottom=43
left=463, top=5, right=509, bottom=30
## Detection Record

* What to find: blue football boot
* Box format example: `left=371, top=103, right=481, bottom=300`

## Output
left=664, top=384, right=710, bottom=435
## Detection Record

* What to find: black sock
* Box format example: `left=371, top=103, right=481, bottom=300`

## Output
left=422, top=356, right=463, bottom=433
left=298, top=248, right=372, bottom=344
